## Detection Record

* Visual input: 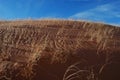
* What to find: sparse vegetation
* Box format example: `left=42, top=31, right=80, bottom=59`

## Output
left=0, top=19, right=120, bottom=80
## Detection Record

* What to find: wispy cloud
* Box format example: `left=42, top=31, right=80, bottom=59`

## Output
left=70, top=2, right=120, bottom=26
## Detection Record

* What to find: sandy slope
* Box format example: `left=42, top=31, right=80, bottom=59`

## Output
left=0, top=19, right=120, bottom=80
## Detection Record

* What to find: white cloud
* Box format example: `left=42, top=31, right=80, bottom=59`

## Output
left=70, top=2, right=120, bottom=26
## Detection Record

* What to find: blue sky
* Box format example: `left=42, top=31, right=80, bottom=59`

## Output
left=0, top=0, right=120, bottom=26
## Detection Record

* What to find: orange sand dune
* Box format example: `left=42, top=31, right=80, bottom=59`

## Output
left=0, top=19, right=120, bottom=80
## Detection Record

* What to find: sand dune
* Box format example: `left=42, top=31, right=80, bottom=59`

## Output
left=0, top=19, right=120, bottom=80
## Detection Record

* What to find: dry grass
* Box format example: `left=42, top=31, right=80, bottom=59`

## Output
left=63, top=61, right=95, bottom=80
left=0, top=19, right=119, bottom=79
